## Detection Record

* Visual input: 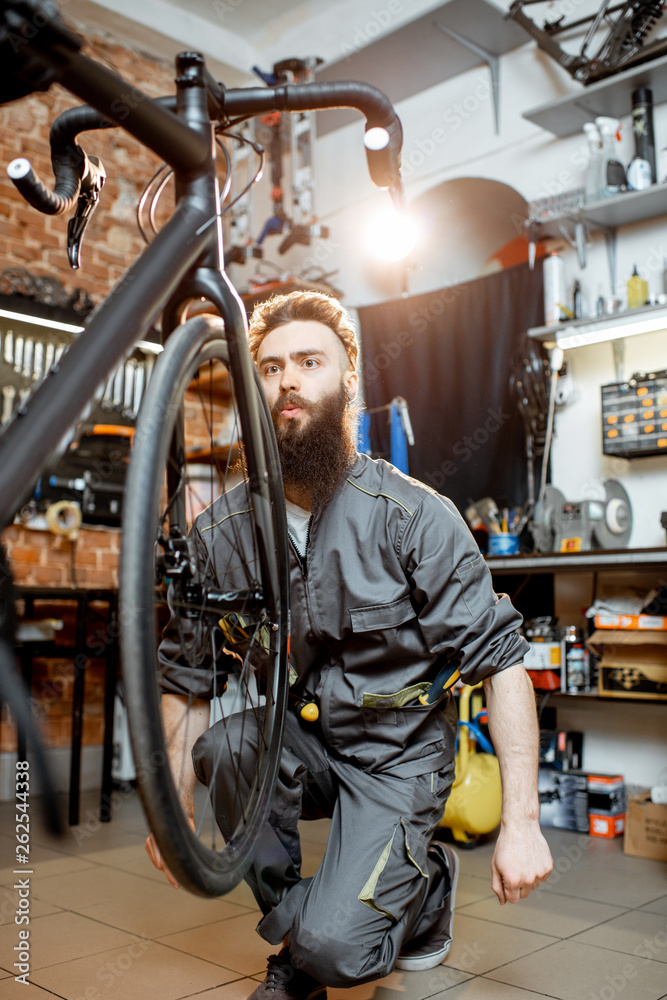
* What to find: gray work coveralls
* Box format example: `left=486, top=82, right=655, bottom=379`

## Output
left=160, top=454, right=529, bottom=986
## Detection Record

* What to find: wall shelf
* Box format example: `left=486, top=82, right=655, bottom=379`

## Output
left=532, top=184, right=667, bottom=239
left=529, top=183, right=667, bottom=291
left=523, top=53, right=667, bottom=137
left=527, top=301, right=667, bottom=348
left=486, top=547, right=667, bottom=574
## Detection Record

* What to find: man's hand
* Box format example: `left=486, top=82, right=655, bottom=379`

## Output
left=483, top=663, right=554, bottom=904
left=491, top=819, right=553, bottom=904
left=145, top=832, right=181, bottom=889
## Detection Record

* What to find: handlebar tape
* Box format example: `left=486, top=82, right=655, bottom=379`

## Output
left=220, top=80, right=403, bottom=192
left=7, top=105, right=113, bottom=214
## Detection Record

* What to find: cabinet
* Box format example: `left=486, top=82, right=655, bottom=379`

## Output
left=486, top=548, right=667, bottom=702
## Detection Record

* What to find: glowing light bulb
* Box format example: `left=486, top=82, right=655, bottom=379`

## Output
left=365, top=206, right=417, bottom=261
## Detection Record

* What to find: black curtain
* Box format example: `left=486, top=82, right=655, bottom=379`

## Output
left=358, top=262, right=545, bottom=518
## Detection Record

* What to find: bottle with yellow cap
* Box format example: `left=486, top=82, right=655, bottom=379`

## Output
left=627, top=265, right=648, bottom=309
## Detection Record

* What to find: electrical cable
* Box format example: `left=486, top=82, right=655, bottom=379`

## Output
left=537, top=690, right=551, bottom=724
left=538, top=346, right=564, bottom=505
left=137, top=163, right=170, bottom=244
left=136, top=136, right=236, bottom=244
left=216, top=128, right=265, bottom=217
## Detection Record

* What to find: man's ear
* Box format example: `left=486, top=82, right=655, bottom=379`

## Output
left=344, top=370, right=359, bottom=402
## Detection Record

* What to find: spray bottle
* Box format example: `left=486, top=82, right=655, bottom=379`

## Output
left=595, top=117, right=627, bottom=197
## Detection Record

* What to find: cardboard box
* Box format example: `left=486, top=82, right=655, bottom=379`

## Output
left=590, top=813, right=625, bottom=837
left=594, top=614, right=667, bottom=631
left=624, top=791, right=667, bottom=861
left=587, top=772, right=625, bottom=838
left=587, top=630, right=667, bottom=701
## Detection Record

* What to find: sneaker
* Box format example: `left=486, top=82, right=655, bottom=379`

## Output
left=248, top=947, right=327, bottom=1000
left=395, top=841, right=459, bottom=971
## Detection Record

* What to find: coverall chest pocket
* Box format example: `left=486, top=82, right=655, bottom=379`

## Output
left=349, top=593, right=416, bottom=633
left=349, top=595, right=426, bottom=732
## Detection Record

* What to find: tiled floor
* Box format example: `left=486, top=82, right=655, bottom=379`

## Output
left=1, top=788, right=666, bottom=1000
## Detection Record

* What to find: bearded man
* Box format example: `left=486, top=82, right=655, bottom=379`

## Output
left=147, top=291, right=553, bottom=999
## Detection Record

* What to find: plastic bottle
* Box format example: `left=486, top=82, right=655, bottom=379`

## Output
left=563, top=626, right=591, bottom=694
left=595, top=117, right=627, bottom=197
left=627, top=157, right=652, bottom=191
left=583, top=122, right=602, bottom=203
left=631, top=87, right=656, bottom=183
left=627, top=265, right=648, bottom=309
left=543, top=252, right=565, bottom=326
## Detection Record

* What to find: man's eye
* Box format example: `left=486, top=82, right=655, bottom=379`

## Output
left=303, top=359, right=318, bottom=368
left=264, top=365, right=279, bottom=375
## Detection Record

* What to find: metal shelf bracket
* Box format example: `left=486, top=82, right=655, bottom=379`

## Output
left=433, top=21, right=501, bottom=134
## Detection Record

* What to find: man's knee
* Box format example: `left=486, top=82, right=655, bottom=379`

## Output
left=290, top=909, right=392, bottom=986
left=192, top=710, right=260, bottom=785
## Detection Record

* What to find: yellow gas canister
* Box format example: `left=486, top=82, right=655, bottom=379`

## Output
left=438, top=683, right=502, bottom=846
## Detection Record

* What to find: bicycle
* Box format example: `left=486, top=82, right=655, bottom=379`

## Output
left=0, top=0, right=404, bottom=894
left=508, top=1, right=666, bottom=84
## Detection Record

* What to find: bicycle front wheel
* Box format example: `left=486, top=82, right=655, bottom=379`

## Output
left=120, top=313, right=289, bottom=896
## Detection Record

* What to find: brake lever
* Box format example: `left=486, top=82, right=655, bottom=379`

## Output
left=66, top=155, right=106, bottom=270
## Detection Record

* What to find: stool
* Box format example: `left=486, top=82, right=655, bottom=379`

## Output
left=15, top=587, right=119, bottom=826
left=15, top=617, right=64, bottom=761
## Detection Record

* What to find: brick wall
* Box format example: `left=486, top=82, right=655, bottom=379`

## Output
left=3, top=524, right=119, bottom=589
left=0, top=29, right=177, bottom=303
left=1, top=21, right=180, bottom=754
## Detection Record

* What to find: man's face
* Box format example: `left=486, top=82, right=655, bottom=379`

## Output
left=256, top=320, right=358, bottom=429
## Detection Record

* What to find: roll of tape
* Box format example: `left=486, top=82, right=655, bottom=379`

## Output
left=45, top=501, right=82, bottom=540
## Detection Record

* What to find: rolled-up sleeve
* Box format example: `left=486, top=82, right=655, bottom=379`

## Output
left=400, top=492, right=528, bottom=685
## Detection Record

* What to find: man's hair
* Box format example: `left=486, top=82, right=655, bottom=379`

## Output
left=248, top=291, right=358, bottom=372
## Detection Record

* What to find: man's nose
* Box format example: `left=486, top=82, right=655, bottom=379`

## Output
left=280, top=363, right=300, bottom=392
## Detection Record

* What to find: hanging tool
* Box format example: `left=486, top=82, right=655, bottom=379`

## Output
left=2, top=385, right=16, bottom=425
left=252, top=57, right=329, bottom=258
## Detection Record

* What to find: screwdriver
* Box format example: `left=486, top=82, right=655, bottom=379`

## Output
left=418, top=659, right=461, bottom=705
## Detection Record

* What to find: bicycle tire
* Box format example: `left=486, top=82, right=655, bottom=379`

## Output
left=120, top=313, right=289, bottom=897
left=0, top=638, right=64, bottom=836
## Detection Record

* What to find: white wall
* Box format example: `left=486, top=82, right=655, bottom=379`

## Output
left=547, top=695, right=666, bottom=787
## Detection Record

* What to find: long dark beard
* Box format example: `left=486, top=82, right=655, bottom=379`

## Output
left=273, top=384, right=357, bottom=510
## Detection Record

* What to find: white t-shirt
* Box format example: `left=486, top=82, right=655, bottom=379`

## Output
left=285, top=499, right=311, bottom=559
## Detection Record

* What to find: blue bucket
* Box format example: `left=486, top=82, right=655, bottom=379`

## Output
left=488, top=533, right=519, bottom=556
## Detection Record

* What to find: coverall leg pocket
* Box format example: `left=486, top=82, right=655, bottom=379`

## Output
left=358, top=816, right=429, bottom=924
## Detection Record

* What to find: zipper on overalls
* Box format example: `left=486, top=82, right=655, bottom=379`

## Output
left=287, top=516, right=312, bottom=578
